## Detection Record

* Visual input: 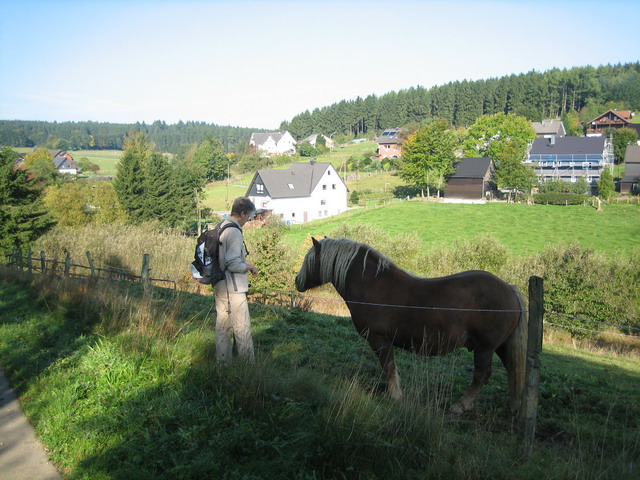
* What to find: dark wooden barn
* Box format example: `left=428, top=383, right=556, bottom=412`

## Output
left=444, top=157, right=495, bottom=202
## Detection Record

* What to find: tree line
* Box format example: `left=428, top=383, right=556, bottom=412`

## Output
left=0, top=119, right=265, bottom=154
left=280, top=62, right=640, bottom=140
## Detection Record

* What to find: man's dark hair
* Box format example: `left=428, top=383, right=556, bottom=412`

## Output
left=231, top=197, right=256, bottom=217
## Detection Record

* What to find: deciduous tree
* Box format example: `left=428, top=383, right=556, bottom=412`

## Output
left=606, top=127, right=639, bottom=163
left=24, top=147, right=58, bottom=184
left=598, top=168, right=615, bottom=201
left=194, top=136, right=226, bottom=181
left=398, top=119, right=457, bottom=196
left=463, top=112, right=535, bottom=161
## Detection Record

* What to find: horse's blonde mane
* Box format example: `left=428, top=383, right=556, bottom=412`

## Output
left=300, top=238, right=392, bottom=293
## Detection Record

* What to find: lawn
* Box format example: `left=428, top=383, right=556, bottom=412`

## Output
left=283, top=201, right=640, bottom=257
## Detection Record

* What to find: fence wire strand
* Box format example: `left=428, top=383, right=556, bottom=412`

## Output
left=546, top=311, right=640, bottom=333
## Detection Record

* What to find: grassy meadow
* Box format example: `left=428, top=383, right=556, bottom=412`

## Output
left=0, top=272, right=638, bottom=479
left=285, top=201, right=640, bottom=258
left=70, top=149, right=122, bottom=176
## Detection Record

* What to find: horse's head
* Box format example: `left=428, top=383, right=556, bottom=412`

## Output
left=295, top=237, right=323, bottom=292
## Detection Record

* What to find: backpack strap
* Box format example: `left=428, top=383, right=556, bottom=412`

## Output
left=217, top=221, right=249, bottom=255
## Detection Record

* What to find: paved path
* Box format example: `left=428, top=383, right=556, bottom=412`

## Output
left=0, top=369, right=61, bottom=480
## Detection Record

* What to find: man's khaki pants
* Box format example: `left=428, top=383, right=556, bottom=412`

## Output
left=214, top=285, right=254, bottom=363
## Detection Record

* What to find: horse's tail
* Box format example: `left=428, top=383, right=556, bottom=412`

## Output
left=504, top=285, right=528, bottom=414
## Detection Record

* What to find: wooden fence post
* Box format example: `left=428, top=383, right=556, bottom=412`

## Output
left=40, top=251, right=46, bottom=273
left=51, top=250, right=59, bottom=276
left=64, top=251, right=71, bottom=276
left=141, top=254, right=150, bottom=288
left=520, top=276, right=544, bottom=457
left=86, top=251, right=96, bottom=277
left=27, top=248, right=33, bottom=274
left=17, top=247, right=23, bottom=270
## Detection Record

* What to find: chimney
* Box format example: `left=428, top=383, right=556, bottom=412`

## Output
left=549, top=136, right=556, bottom=146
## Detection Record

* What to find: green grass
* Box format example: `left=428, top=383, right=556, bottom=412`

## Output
left=0, top=273, right=638, bottom=479
left=70, top=149, right=122, bottom=176
left=283, top=201, right=640, bottom=258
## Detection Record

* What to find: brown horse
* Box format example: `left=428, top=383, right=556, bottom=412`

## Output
left=295, top=237, right=528, bottom=414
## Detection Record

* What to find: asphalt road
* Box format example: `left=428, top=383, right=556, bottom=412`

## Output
left=0, top=369, right=61, bottom=480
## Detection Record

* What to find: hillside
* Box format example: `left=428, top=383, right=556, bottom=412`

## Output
left=2, top=63, right=639, bottom=152
left=0, top=272, right=638, bottom=479
left=281, top=62, right=640, bottom=139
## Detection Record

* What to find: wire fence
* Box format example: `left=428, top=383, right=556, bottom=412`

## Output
left=4, top=252, right=638, bottom=340
left=4, top=249, right=177, bottom=289
left=254, top=289, right=640, bottom=339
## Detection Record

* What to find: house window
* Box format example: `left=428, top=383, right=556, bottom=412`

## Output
left=327, top=170, right=331, bottom=175
left=322, top=184, right=327, bottom=190
left=292, top=212, right=296, bottom=218
left=320, top=200, right=326, bottom=205
left=324, top=210, right=328, bottom=216
left=332, top=184, right=336, bottom=189
left=257, top=183, right=264, bottom=193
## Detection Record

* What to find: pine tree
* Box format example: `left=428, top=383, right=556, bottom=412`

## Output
left=113, top=132, right=152, bottom=222
left=143, top=152, right=174, bottom=224
left=0, top=147, right=56, bottom=255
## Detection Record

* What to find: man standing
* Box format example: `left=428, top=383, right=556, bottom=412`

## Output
left=214, top=197, right=259, bottom=363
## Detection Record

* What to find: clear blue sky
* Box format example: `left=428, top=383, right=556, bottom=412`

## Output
left=1, top=0, right=639, bottom=129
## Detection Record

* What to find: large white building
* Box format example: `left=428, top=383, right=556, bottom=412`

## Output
left=246, top=160, right=348, bottom=224
left=526, top=136, right=613, bottom=187
left=249, top=131, right=296, bottom=156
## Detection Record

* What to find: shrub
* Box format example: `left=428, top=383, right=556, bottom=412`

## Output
left=530, top=244, right=640, bottom=335
left=533, top=192, right=589, bottom=205
left=245, top=217, right=297, bottom=303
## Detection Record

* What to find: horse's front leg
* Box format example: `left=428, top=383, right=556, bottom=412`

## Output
left=367, top=333, right=402, bottom=400
left=451, top=348, right=493, bottom=413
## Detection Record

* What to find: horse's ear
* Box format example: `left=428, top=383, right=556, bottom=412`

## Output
left=312, top=237, right=321, bottom=251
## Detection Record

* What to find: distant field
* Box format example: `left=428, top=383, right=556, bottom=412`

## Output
left=13, top=147, right=122, bottom=176
left=70, top=149, right=122, bottom=176
left=203, top=183, right=248, bottom=212
left=283, top=201, right=640, bottom=258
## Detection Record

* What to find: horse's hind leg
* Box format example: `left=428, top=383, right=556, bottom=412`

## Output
left=367, top=334, right=402, bottom=400
left=451, top=348, right=493, bottom=414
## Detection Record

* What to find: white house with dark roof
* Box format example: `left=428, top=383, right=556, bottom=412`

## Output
left=526, top=136, right=613, bottom=187
left=246, top=160, right=348, bottom=224
left=249, top=131, right=296, bottom=156
left=50, top=150, right=78, bottom=174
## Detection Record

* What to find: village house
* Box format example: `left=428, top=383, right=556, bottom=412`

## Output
left=620, top=145, right=640, bottom=195
left=298, top=133, right=335, bottom=150
left=246, top=160, right=348, bottom=224
left=52, top=150, right=79, bottom=175
left=532, top=120, right=566, bottom=138
left=526, top=136, right=613, bottom=188
left=444, top=157, right=495, bottom=203
left=249, top=131, right=296, bottom=156
left=376, top=128, right=404, bottom=160
left=587, top=109, right=640, bottom=136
